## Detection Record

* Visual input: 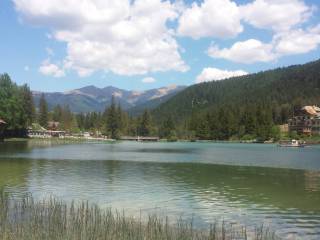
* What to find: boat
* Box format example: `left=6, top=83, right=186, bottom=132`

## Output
left=278, top=139, right=306, bottom=147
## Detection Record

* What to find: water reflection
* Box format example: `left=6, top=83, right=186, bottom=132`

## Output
left=304, top=171, right=320, bottom=192
left=0, top=141, right=30, bottom=155
left=0, top=159, right=31, bottom=196
left=3, top=141, right=320, bottom=170
left=0, top=141, right=320, bottom=239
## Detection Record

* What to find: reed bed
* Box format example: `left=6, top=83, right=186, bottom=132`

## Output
left=0, top=191, right=277, bottom=240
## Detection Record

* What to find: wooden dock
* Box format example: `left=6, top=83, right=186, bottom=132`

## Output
left=120, top=136, right=160, bottom=142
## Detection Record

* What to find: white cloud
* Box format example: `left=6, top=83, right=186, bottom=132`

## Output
left=208, top=25, right=320, bottom=64
left=142, top=77, right=156, bottom=83
left=177, top=0, right=314, bottom=39
left=24, top=65, right=29, bottom=71
left=208, top=39, right=276, bottom=64
left=39, top=59, right=65, bottom=77
left=196, top=68, right=248, bottom=83
left=274, top=25, right=320, bottom=55
left=14, top=0, right=188, bottom=77
left=177, top=0, right=243, bottom=39
left=240, top=0, right=313, bottom=32
left=13, top=0, right=320, bottom=72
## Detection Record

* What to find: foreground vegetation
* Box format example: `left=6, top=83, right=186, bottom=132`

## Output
left=0, top=192, right=277, bottom=240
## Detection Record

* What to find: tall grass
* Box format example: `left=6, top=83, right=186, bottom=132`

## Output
left=0, top=191, right=277, bottom=240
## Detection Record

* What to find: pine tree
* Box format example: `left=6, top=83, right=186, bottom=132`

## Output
left=52, top=105, right=62, bottom=122
left=105, top=96, right=119, bottom=139
left=138, top=110, right=152, bottom=136
left=159, top=116, right=176, bottom=139
left=38, top=94, right=48, bottom=128
left=195, top=113, right=210, bottom=140
left=60, top=105, right=73, bottom=131
left=76, top=113, right=85, bottom=130
left=241, top=107, right=257, bottom=136
left=21, top=84, right=35, bottom=126
left=207, top=111, right=220, bottom=139
left=116, top=104, right=124, bottom=135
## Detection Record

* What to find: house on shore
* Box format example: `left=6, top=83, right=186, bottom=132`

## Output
left=47, top=121, right=60, bottom=131
left=0, top=119, right=6, bottom=127
left=28, top=130, right=66, bottom=138
left=28, top=122, right=66, bottom=138
left=288, top=105, right=320, bottom=135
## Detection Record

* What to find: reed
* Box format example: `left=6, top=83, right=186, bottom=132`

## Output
left=0, top=191, right=277, bottom=240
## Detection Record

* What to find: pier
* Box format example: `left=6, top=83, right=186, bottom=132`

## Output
left=120, top=136, right=160, bottom=142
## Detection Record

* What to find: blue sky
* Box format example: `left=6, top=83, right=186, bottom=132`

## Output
left=0, top=0, right=319, bottom=92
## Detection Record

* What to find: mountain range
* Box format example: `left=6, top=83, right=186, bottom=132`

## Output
left=33, top=85, right=186, bottom=113
left=33, top=59, right=320, bottom=120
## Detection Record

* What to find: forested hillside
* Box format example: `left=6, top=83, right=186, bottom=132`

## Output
left=153, top=59, right=320, bottom=141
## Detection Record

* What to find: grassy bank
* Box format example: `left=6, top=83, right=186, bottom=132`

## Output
left=0, top=192, right=277, bottom=240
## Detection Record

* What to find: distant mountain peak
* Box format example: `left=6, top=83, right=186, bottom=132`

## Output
left=32, top=84, right=186, bottom=113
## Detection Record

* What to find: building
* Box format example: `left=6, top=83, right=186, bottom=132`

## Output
left=279, top=124, right=289, bottom=133
left=47, top=121, right=60, bottom=131
left=288, top=105, right=320, bottom=135
left=27, top=121, right=66, bottom=138
left=0, top=119, right=6, bottom=126
left=27, top=130, right=66, bottom=138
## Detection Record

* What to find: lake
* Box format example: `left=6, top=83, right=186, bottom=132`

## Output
left=0, top=140, right=320, bottom=239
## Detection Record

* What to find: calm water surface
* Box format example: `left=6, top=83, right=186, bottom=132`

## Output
left=0, top=140, right=320, bottom=239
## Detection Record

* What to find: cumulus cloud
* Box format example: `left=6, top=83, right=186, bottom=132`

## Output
left=13, top=0, right=320, bottom=72
left=196, top=68, right=248, bottom=83
left=177, top=0, right=243, bottom=39
left=208, top=25, right=320, bottom=63
left=177, top=0, right=313, bottom=39
left=39, top=59, right=65, bottom=77
left=208, top=39, right=276, bottom=64
left=14, top=0, right=188, bottom=77
left=274, top=25, right=320, bottom=55
left=240, top=0, right=313, bottom=32
left=142, top=77, right=156, bottom=83
left=183, top=0, right=320, bottom=64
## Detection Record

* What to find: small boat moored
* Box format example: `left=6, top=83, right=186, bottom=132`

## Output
left=278, top=139, right=306, bottom=147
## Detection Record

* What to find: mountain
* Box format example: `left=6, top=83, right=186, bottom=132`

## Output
left=127, top=90, right=181, bottom=116
left=152, top=59, right=320, bottom=124
left=33, top=85, right=186, bottom=113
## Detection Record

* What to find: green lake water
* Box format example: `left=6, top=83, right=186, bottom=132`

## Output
left=0, top=140, right=320, bottom=239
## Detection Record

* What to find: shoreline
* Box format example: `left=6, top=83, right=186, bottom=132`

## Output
left=3, top=137, right=320, bottom=145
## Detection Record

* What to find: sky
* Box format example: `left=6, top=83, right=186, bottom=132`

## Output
left=0, top=0, right=320, bottom=92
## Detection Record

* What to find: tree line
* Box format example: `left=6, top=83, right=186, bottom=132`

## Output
left=35, top=92, right=164, bottom=140
left=0, top=73, right=35, bottom=136
left=2, top=65, right=318, bottom=141
left=0, top=73, right=174, bottom=140
left=152, top=59, right=320, bottom=141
